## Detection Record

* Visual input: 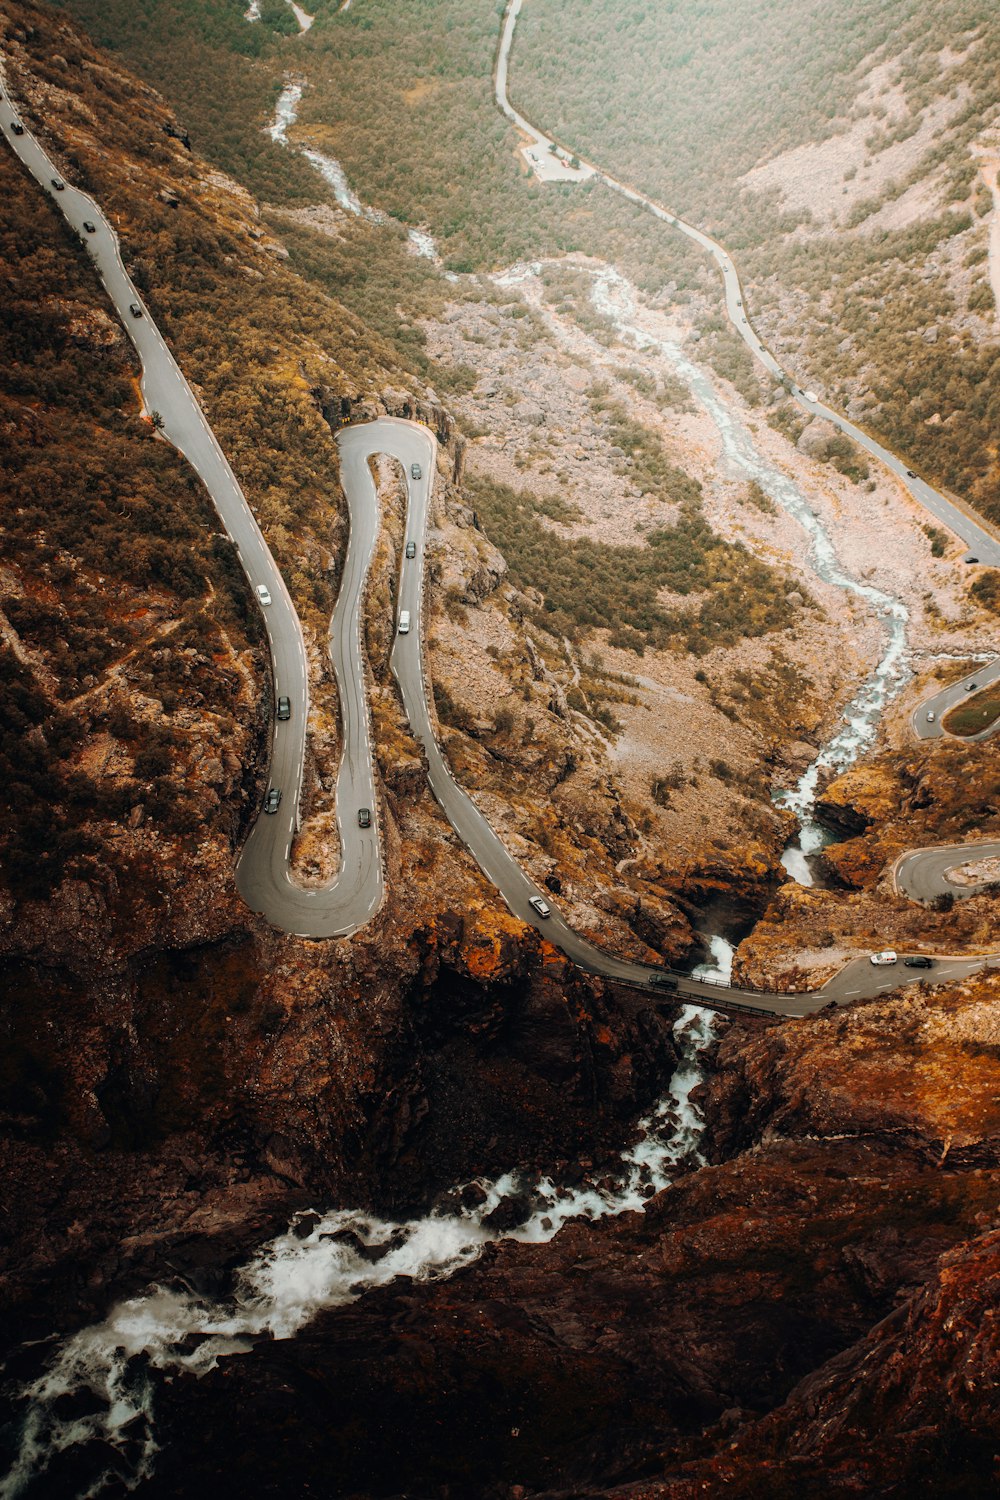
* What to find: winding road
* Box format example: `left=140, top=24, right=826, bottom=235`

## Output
left=912, top=657, right=1000, bottom=741
left=897, top=841, right=1000, bottom=904
left=3, top=42, right=997, bottom=1014
left=496, top=0, right=1000, bottom=573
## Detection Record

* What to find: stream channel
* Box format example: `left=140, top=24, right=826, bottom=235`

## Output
left=2, top=1010, right=716, bottom=1498
left=0, top=76, right=921, bottom=1500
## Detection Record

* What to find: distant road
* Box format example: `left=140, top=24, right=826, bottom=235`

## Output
left=896, top=841, right=1000, bottom=903
left=496, top=0, right=1000, bottom=571
left=4, top=63, right=996, bottom=1012
left=912, top=658, right=1000, bottom=742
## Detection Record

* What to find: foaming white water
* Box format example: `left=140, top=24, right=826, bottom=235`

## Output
left=268, top=82, right=302, bottom=146
left=692, top=934, right=735, bottom=984
left=2, top=1008, right=715, bottom=1499
left=587, top=265, right=911, bottom=885
left=301, top=145, right=368, bottom=217
left=267, top=82, right=440, bottom=259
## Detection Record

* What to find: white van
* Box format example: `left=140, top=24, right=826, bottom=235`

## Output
left=398, top=610, right=411, bottom=635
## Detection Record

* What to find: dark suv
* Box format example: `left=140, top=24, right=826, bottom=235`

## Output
left=904, top=955, right=934, bottom=969
left=264, top=788, right=281, bottom=814
left=358, top=808, right=372, bottom=828
left=276, top=696, right=291, bottom=721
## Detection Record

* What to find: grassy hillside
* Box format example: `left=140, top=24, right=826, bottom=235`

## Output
left=511, top=0, right=1000, bottom=523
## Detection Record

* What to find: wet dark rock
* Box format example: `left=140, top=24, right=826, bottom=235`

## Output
left=51, top=1386, right=108, bottom=1422
left=482, top=1189, right=539, bottom=1233
left=290, top=1211, right=321, bottom=1241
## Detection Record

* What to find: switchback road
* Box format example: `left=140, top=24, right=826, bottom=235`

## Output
left=4, top=59, right=996, bottom=1012
left=912, top=658, right=1000, bottom=742
left=897, top=841, right=1000, bottom=904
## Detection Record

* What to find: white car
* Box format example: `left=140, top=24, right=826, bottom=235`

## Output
left=803, top=389, right=818, bottom=402
left=926, top=710, right=935, bottom=723
left=869, top=950, right=898, bottom=966
left=528, top=895, right=551, bottom=919
left=256, top=584, right=272, bottom=606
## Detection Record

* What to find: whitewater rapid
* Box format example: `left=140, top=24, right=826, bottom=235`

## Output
left=586, top=265, right=911, bottom=882
left=1, top=1007, right=716, bottom=1499
left=268, top=82, right=439, bottom=259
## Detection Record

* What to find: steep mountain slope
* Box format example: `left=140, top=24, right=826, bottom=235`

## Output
left=514, top=0, right=1000, bottom=527
left=0, top=0, right=694, bottom=1363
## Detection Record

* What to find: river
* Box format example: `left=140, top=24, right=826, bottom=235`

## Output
left=1, top=1007, right=716, bottom=1498
left=268, top=82, right=439, bottom=259
left=587, top=265, right=911, bottom=886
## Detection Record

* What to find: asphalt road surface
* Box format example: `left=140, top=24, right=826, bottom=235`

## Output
left=897, top=841, right=1000, bottom=904
left=5, top=63, right=996, bottom=1010
left=0, top=76, right=319, bottom=915
left=912, top=657, right=1000, bottom=742
left=496, top=0, right=1000, bottom=571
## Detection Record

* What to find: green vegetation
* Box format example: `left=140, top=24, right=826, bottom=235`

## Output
left=924, top=524, right=949, bottom=557
left=942, top=685, right=1000, bottom=737
left=468, top=475, right=798, bottom=655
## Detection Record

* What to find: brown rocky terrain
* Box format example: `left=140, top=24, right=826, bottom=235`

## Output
left=0, top=1, right=703, bottom=1402
left=736, top=740, right=1000, bottom=988
left=105, top=973, right=1000, bottom=1499
left=3, top=4, right=1000, bottom=1496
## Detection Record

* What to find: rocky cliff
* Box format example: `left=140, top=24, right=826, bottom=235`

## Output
left=110, top=972, right=1000, bottom=1499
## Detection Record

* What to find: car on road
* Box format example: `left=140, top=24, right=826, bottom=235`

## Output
left=410, top=463, right=422, bottom=481
left=10, top=120, right=24, bottom=135
left=926, top=710, right=935, bottom=722
left=966, top=682, right=978, bottom=692
left=82, top=220, right=96, bottom=234
left=904, top=955, right=934, bottom=969
left=357, top=808, right=371, bottom=828
left=129, top=302, right=143, bottom=318
left=869, top=950, right=898, bottom=966
left=405, top=541, right=417, bottom=559
left=906, top=469, right=916, bottom=478
left=51, top=177, right=65, bottom=191
left=965, top=555, right=979, bottom=564
left=528, top=895, right=551, bottom=918
left=276, top=696, right=291, bottom=721
left=397, top=610, right=411, bottom=634
left=648, top=973, right=678, bottom=991
left=256, top=584, right=272, bottom=607
left=803, top=389, right=817, bottom=402
left=264, top=788, right=281, bottom=814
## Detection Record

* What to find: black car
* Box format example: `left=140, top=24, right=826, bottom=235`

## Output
left=10, top=121, right=24, bottom=136
left=904, top=955, right=934, bottom=969
left=357, top=808, right=371, bottom=828
left=82, top=220, right=96, bottom=234
left=264, top=788, right=281, bottom=814
left=405, top=541, right=417, bottom=559
left=51, top=177, right=65, bottom=191
left=648, top=973, right=678, bottom=992
left=906, top=469, right=916, bottom=478
left=129, top=303, right=143, bottom=318
left=276, top=696, right=291, bottom=721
